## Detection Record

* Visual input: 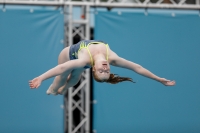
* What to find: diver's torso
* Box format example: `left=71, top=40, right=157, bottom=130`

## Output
left=78, top=43, right=108, bottom=59
left=73, top=40, right=109, bottom=59
left=69, top=40, right=113, bottom=69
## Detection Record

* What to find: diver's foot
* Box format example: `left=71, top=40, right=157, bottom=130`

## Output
left=46, top=84, right=57, bottom=95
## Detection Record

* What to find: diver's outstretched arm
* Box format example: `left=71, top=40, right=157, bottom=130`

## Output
left=111, top=53, right=175, bottom=86
left=29, top=60, right=87, bottom=89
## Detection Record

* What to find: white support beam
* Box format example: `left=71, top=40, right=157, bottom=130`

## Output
left=73, top=20, right=89, bottom=24
left=1, top=0, right=200, bottom=9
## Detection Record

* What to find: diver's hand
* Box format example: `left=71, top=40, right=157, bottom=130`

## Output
left=29, top=77, right=42, bottom=89
left=159, top=78, right=176, bottom=86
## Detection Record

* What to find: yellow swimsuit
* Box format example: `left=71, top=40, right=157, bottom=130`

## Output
left=69, top=40, right=109, bottom=68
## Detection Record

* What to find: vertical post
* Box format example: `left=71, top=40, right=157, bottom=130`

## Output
left=196, top=0, right=200, bottom=5
left=80, top=6, right=86, bottom=133
left=68, top=4, right=73, bottom=133
left=68, top=87, right=73, bottom=133
left=64, top=4, right=91, bottom=133
left=85, top=68, right=91, bottom=133
left=85, top=5, right=91, bottom=133
left=80, top=78, right=84, bottom=133
left=85, top=5, right=90, bottom=40
left=64, top=5, right=68, bottom=47
left=64, top=5, right=69, bottom=133
left=68, top=4, right=73, bottom=46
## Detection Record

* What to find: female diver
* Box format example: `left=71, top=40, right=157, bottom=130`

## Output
left=29, top=40, right=176, bottom=95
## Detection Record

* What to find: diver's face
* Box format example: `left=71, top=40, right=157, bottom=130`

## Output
left=93, top=61, right=110, bottom=81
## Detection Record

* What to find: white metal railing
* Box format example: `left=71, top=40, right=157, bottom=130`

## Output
left=1, top=0, right=200, bottom=9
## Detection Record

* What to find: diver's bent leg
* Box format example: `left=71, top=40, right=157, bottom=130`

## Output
left=57, top=76, right=80, bottom=94
left=57, top=69, right=85, bottom=95
left=46, top=47, right=71, bottom=95
left=54, top=74, right=71, bottom=94
left=46, top=71, right=71, bottom=95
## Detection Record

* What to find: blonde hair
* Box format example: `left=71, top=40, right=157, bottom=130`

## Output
left=92, top=70, right=135, bottom=84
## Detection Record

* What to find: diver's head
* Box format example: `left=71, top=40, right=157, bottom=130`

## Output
left=92, top=60, right=110, bottom=82
left=92, top=60, right=134, bottom=84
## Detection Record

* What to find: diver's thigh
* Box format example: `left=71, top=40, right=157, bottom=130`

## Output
left=58, top=46, right=70, bottom=64
left=69, top=68, right=85, bottom=82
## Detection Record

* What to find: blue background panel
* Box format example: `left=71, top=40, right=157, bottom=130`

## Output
left=93, top=9, right=200, bottom=133
left=0, top=6, right=64, bottom=133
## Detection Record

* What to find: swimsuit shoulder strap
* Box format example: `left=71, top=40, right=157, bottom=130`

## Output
left=86, top=46, right=94, bottom=66
left=86, top=42, right=109, bottom=66
left=78, top=41, right=94, bottom=66
left=78, top=41, right=109, bottom=66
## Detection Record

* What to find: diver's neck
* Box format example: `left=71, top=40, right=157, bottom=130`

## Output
left=93, top=53, right=107, bottom=63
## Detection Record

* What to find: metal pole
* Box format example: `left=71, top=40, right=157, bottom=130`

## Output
left=68, top=4, right=73, bottom=46
left=84, top=5, right=91, bottom=133
left=64, top=5, right=68, bottom=48
left=85, top=5, right=90, bottom=40
left=80, top=79, right=84, bottom=133
left=68, top=87, right=73, bottom=133
left=196, top=0, right=200, bottom=5
left=64, top=94, right=68, bottom=132
left=68, top=6, right=73, bottom=132
left=85, top=69, right=91, bottom=133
